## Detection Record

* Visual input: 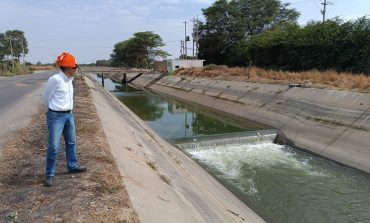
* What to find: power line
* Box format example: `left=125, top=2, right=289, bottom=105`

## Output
left=312, top=0, right=322, bottom=10
left=29, top=28, right=184, bottom=41
left=287, top=0, right=312, bottom=5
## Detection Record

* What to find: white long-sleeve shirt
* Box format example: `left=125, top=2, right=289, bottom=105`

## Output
left=43, top=71, right=74, bottom=111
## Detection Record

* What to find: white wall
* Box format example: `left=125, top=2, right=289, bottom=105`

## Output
left=167, top=59, right=204, bottom=72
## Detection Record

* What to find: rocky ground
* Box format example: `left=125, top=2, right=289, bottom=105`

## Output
left=0, top=76, right=140, bottom=222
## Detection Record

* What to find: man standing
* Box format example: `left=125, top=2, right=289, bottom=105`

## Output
left=42, top=52, right=87, bottom=187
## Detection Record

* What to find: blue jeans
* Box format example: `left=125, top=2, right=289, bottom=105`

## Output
left=46, top=110, right=78, bottom=176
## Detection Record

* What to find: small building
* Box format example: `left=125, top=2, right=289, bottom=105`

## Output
left=167, top=59, right=205, bottom=72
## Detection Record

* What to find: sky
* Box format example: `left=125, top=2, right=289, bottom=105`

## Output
left=0, top=0, right=369, bottom=64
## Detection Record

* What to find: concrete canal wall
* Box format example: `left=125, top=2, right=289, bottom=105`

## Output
left=120, top=73, right=370, bottom=174
left=85, top=76, right=265, bottom=223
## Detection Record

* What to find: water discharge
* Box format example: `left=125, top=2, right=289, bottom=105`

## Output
left=187, top=143, right=370, bottom=223
left=90, top=73, right=370, bottom=223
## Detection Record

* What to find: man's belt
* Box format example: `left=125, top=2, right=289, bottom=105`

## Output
left=49, top=108, right=72, bottom=113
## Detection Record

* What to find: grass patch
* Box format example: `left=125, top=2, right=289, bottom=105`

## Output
left=158, top=174, right=171, bottom=185
left=146, top=161, right=157, bottom=171
left=312, top=117, right=345, bottom=126
left=275, top=89, right=284, bottom=94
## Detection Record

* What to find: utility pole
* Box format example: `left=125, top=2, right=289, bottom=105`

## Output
left=191, top=16, right=200, bottom=60
left=180, top=40, right=184, bottom=59
left=321, top=0, right=328, bottom=23
left=192, top=18, right=195, bottom=59
left=183, top=20, right=188, bottom=60
left=195, top=15, right=199, bottom=60
left=191, top=17, right=195, bottom=59
left=21, top=37, right=25, bottom=65
left=5, top=34, right=15, bottom=70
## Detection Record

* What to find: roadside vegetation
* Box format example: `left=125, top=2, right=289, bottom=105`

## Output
left=175, top=66, right=370, bottom=92
left=0, top=63, right=31, bottom=76
left=28, top=65, right=55, bottom=72
left=0, top=30, right=31, bottom=76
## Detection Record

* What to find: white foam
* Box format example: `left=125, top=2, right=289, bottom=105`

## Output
left=187, top=143, right=327, bottom=189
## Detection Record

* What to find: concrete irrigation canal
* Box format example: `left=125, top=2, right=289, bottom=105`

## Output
left=89, top=72, right=370, bottom=223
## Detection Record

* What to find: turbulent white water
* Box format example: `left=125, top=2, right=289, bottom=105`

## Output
left=187, top=143, right=325, bottom=182
left=186, top=143, right=370, bottom=223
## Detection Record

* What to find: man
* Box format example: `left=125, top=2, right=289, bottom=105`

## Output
left=42, top=52, right=87, bottom=187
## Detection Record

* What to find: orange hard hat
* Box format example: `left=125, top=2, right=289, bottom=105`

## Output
left=56, top=52, right=77, bottom=68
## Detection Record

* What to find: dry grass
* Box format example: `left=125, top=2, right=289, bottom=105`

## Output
left=28, top=65, right=55, bottom=71
left=175, top=66, right=370, bottom=92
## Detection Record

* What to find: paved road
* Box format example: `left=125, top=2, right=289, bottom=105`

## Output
left=0, top=70, right=57, bottom=157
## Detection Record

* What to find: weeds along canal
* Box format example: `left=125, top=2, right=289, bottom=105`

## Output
left=90, top=73, right=370, bottom=223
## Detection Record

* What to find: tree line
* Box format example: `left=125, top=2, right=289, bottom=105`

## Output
left=198, top=0, right=370, bottom=74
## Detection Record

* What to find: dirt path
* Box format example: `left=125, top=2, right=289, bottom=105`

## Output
left=0, top=76, right=139, bottom=222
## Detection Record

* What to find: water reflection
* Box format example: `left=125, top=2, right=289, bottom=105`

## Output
left=119, top=94, right=164, bottom=121
left=118, top=91, right=267, bottom=140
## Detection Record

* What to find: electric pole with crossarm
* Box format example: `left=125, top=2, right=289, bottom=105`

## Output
left=321, top=0, right=331, bottom=23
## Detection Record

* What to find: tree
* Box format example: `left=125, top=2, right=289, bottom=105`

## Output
left=4, top=30, right=28, bottom=60
left=133, top=32, right=170, bottom=67
left=0, top=30, right=28, bottom=62
left=199, top=0, right=243, bottom=65
left=0, top=33, right=6, bottom=61
left=198, top=0, right=299, bottom=66
left=111, top=31, right=170, bottom=68
left=234, top=0, right=299, bottom=37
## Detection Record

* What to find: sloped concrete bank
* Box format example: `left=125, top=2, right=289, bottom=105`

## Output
left=123, top=73, right=370, bottom=174
left=85, top=76, right=265, bottom=223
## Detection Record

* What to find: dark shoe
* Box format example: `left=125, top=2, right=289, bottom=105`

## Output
left=68, top=166, right=87, bottom=174
left=44, top=176, right=54, bottom=187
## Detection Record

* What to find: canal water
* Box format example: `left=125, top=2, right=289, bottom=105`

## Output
left=91, top=74, right=370, bottom=223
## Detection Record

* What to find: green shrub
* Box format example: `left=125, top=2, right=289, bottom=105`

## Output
left=203, top=64, right=219, bottom=70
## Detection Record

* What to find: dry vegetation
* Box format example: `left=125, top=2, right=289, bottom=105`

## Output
left=175, top=66, right=370, bottom=92
left=0, top=76, right=139, bottom=222
left=28, top=66, right=55, bottom=71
